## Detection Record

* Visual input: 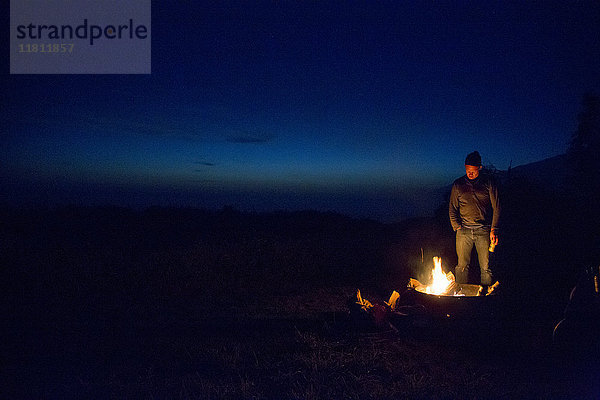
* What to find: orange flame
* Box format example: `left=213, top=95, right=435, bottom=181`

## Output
left=425, top=257, right=453, bottom=295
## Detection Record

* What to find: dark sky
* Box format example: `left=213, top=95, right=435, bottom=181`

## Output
left=3, top=1, right=600, bottom=221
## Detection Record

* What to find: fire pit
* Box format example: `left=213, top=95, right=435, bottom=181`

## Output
left=407, top=257, right=500, bottom=319
left=351, top=257, right=501, bottom=328
left=414, top=282, right=494, bottom=297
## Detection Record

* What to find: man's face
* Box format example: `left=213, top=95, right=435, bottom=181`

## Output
left=465, top=165, right=481, bottom=180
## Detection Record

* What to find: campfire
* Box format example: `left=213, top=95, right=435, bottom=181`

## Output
left=423, top=256, right=456, bottom=295
left=351, top=256, right=500, bottom=327
left=408, top=257, right=499, bottom=297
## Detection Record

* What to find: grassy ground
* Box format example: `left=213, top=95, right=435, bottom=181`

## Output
left=2, top=207, right=598, bottom=399
left=5, top=285, right=593, bottom=400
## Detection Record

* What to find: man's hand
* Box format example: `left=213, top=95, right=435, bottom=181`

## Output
left=490, top=229, right=498, bottom=245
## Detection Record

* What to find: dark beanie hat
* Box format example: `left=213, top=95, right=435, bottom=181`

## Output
left=465, top=151, right=482, bottom=166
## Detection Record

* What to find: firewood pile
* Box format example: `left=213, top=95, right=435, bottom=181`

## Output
left=348, top=288, right=427, bottom=329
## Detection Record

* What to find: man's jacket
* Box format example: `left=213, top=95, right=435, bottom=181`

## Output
left=449, top=173, right=500, bottom=231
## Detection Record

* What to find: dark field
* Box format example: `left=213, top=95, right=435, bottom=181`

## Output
left=2, top=205, right=599, bottom=399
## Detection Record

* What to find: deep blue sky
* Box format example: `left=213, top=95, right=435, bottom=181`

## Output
left=2, top=1, right=600, bottom=221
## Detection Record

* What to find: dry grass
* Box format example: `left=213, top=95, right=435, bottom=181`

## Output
left=6, top=284, right=581, bottom=399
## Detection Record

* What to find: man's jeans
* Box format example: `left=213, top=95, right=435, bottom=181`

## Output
left=455, top=227, right=493, bottom=285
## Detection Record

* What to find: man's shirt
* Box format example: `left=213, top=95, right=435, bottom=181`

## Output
left=449, top=173, right=500, bottom=231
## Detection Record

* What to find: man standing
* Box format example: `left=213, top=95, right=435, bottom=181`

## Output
left=449, top=151, right=500, bottom=286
